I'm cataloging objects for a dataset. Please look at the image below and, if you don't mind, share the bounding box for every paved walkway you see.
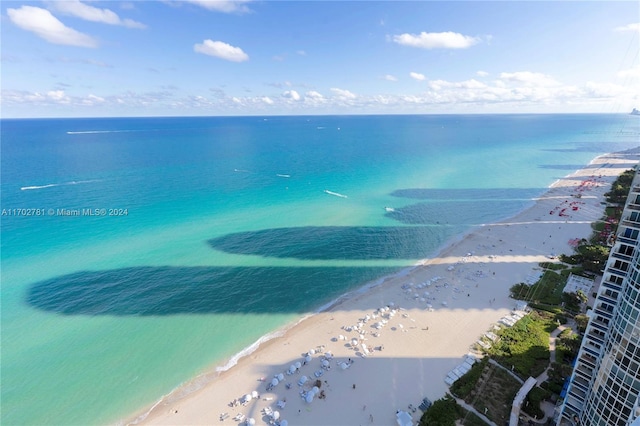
[455,396,498,426]
[535,324,567,386]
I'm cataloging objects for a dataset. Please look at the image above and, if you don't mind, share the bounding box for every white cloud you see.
[476,70,489,77]
[296,50,307,56]
[49,0,146,29]
[417,74,635,108]
[384,74,398,81]
[305,90,324,99]
[499,71,560,87]
[614,23,640,33]
[7,6,98,48]
[330,88,357,100]
[194,40,249,62]
[584,82,625,98]
[410,72,426,81]
[184,0,252,13]
[46,90,69,102]
[304,90,326,106]
[282,90,301,101]
[392,31,481,49]
[262,97,274,105]
[83,94,105,105]
[428,79,486,91]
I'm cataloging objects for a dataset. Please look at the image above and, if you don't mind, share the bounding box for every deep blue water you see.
[1,114,639,425]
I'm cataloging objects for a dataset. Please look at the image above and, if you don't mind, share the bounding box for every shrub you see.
[450,358,488,399]
[419,395,462,426]
[522,386,551,419]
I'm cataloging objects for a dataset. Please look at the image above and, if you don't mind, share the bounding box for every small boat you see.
[384,207,395,212]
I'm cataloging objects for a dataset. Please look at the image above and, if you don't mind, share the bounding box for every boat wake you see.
[66,130,136,134]
[21,180,100,191]
[276,174,291,178]
[323,189,348,198]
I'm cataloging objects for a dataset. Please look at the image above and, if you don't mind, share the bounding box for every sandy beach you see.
[132,150,639,426]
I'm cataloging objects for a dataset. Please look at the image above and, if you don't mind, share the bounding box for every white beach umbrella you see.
[247,418,255,426]
[340,362,348,370]
[277,373,284,381]
[351,338,358,346]
[289,365,296,374]
[273,411,280,420]
[305,355,312,363]
[322,359,329,368]
[251,390,258,399]
[305,392,314,403]
[271,378,279,387]
[243,393,252,402]
[312,386,320,394]
[309,348,316,355]
[298,375,308,385]
[295,361,302,369]
[280,420,288,426]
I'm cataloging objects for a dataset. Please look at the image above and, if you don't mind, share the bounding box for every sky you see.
[1,0,639,117]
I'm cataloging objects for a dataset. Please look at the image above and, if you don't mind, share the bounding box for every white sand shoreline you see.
[127,150,639,426]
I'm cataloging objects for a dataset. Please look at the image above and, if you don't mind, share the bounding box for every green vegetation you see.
[539,262,568,271]
[522,386,552,419]
[450,358,488,398]
[556,329,581,364]
[418,395,462,426]
[542,361,573,395]
[488,311,554,379]
[509,269,565,305]
[459,361,522,425]
[559,242,610,274]
[574,314,589,332]
[458,411,488,426]
[605,169,635,204]
[418,394,491,426]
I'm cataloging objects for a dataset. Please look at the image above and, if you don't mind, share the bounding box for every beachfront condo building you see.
[558,169,640,426]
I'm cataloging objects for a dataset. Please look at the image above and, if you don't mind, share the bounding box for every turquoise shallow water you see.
[1,114,639,425]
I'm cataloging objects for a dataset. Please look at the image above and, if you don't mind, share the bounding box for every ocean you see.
[1,114,638,425]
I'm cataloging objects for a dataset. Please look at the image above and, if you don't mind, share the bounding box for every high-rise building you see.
[559,169,640,426]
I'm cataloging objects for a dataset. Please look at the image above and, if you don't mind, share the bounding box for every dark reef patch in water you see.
[208,226,442,260]
[26,266,396,316]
